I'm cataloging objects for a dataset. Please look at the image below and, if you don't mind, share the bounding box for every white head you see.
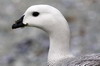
[12,5,72,65]
[12,5,68,34]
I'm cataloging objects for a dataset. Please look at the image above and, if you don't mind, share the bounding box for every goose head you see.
[12,5,67,33]
[12,5,73,64]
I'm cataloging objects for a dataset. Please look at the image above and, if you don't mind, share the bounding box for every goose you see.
[12,5,100,66]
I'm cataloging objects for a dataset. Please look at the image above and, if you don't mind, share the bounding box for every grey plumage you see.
[53,54,100,66]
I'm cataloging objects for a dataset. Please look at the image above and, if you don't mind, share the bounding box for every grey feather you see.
[52,54,100,66]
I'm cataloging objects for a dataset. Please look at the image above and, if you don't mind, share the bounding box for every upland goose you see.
[12,5,100,66]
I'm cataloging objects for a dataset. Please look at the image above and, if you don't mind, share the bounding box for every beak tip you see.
[12,15,26,29]
[12,24,17,29]
[12,23,27,29]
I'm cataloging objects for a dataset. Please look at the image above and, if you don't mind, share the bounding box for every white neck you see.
[47,17,73,65]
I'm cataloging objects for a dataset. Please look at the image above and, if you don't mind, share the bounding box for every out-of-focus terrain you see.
[0,0,100,66]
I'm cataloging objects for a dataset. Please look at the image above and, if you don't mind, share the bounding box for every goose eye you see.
[32,12,39,17]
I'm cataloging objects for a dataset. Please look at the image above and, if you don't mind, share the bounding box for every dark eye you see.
[32,12,39,17]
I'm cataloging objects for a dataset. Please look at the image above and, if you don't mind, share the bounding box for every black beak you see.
[12,15,27,29]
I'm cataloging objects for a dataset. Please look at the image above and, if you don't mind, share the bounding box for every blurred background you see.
[0,0,100,66]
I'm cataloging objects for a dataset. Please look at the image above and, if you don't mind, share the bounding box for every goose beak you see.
[12,15,27,29]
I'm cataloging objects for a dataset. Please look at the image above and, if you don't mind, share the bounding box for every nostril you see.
[15,20,21,24]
